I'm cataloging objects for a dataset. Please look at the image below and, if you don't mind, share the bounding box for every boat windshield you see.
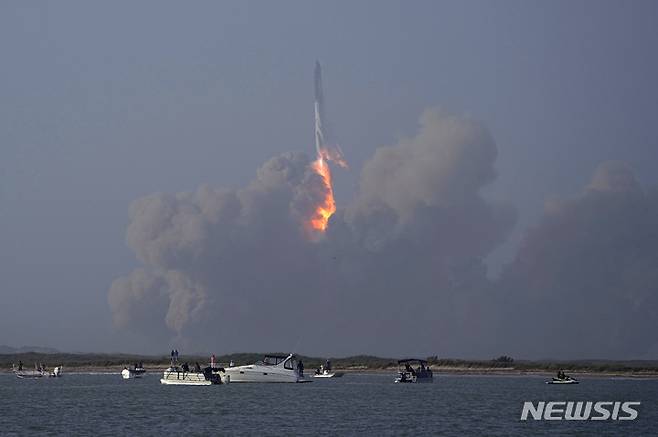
[261,355,288,366]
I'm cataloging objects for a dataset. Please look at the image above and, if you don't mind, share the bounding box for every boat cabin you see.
[259,354,297,370]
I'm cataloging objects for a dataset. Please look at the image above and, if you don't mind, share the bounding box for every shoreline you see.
[5,352,658,378]
[3,365,658,378]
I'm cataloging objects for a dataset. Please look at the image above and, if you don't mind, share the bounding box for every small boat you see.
[546,370,579,384]
[546,377,579,384]
[121,363,146,379]
[222,353,308,383]
[13,363,61,379]
[160,365,224,385]
[14,369,46,379]
[394,359,433,383]
[313,360,344,378]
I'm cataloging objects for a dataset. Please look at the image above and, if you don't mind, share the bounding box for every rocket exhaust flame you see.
[309,154,336,232]
[307,61,346,234]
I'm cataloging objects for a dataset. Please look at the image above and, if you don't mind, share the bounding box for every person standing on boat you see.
[297,359,304,377]
[18,360,23,371]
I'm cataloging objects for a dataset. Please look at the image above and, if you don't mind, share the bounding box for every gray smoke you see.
[498,161,658,358]
[323,109,516,356]
[109,109,658,358]
[108,109,515,356]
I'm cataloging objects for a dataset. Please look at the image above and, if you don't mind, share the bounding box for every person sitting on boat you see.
[182,362,190,372]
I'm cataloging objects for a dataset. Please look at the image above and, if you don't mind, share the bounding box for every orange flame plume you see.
[309,154,335,231]
[308,147,346,233]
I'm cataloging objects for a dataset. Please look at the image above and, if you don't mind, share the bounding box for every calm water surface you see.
[0,373,656,436]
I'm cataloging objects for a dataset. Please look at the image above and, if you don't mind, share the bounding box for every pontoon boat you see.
[394,359,433,383]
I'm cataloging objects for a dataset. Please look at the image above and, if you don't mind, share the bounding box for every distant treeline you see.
[2,352,658,374]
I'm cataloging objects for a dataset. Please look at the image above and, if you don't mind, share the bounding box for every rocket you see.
[314,61,325,156]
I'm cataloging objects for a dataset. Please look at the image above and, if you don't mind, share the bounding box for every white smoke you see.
[108,109,515,356]
[108,109,658,358]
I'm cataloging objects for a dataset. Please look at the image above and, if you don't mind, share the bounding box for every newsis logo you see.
[521,401,640,421]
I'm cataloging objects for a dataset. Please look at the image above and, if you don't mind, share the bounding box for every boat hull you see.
[15,371,46,379]
[394,373,433,383]
[160,369,221,385]
[223,366,302,383]
[160,377,213,386]
[313,371,344,378]
[122,368,146,379]
[546,379,579,384]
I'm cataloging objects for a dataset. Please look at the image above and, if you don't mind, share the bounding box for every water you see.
[1,373,656,436]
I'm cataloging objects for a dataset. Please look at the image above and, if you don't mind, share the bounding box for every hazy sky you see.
[2,1,658,358]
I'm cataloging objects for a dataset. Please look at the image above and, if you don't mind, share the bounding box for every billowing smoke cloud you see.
[498,161,658,358]
[109,108,658,359]
[109,109,515,356]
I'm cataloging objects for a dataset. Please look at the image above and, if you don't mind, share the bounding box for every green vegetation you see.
[2,352,658,374]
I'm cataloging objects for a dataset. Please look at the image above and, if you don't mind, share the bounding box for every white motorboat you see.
[160,366,224,385]
[222,353,308,383]
[394,359,433,383]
